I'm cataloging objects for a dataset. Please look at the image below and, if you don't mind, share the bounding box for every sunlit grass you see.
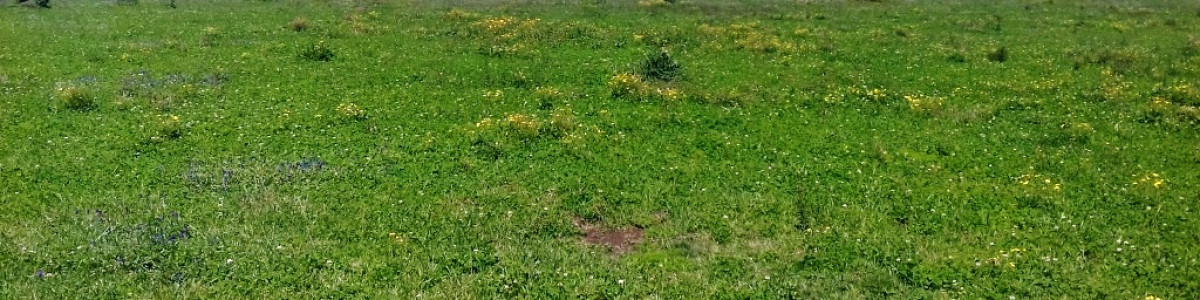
[1,0,1198,298]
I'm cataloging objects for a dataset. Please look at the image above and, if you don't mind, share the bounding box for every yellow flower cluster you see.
[1101,80,1131,101]
[982,248,1027,268]
[386,232,407,244]
[1133,173,1166,189]
[150,114,184,142]
[473,113,541,138]
[802,226,833,235]
[1147,83,1200,122]
[607,73,684,101]
[344,11,386,35]
[469,109,598,151]
[336,102,365,119]
[699,22,797,54]
[608,73,649,98]
[1016,173,1062,192]
[478,17,515,31]
[534,86,563,100]
[655,87,683,101]
[1161,83,1198,103]
[865,88,888,101]
[483,89,504,100]
[475,17,539,35]
[505,113,541,137]
[904,94,945,114]
[1150,97,1172,110]
[822,86,891,104]
[470,16,541,56]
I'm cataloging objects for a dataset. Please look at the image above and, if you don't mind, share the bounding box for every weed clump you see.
[987,46,1008,62]
[904,94,946,115]
[300,41,334,62]
[467,16,541,56]
[534,86,565,109]
[200,26,220,47]
[443,8,479,21]
[608,73,650,98]
[533,86,563,101]
[637,0,670,8]
[503,113,541,138]
[1152,83,1200,106]
[342,10,384,35]
[17,0,50,8]
[56,86,96,111]
[947,52,967,63]
[699,22,796,54]
[288,17,309,32]
[1182,37,1199,57]
[150,114,184,142]
[467,108,597,158]
[638,48,681,82]
[1084,49,1139,74]
[336,102,366,120]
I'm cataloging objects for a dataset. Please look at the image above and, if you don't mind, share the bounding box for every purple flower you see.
[35,269,44,279]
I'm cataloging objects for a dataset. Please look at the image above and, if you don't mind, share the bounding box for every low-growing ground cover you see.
[1,0,1198,298]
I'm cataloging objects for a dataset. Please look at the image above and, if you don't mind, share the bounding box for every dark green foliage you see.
[18,0,50,8]
[638,48,681,82]
[299,41,334,61]
[987,46,1008,62]
[947,52,967,63]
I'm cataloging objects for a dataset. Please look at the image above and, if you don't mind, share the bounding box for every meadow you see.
[1,0,1199,298]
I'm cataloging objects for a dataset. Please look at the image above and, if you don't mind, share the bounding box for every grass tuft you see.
[638,48,682,82]
[55,85,96,111]
[288,17,310,32]
[299,40,334,61]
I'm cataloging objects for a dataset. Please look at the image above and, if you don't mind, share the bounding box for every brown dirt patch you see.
[573,218,644,254]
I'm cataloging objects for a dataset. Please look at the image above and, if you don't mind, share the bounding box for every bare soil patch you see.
[573,218,643,254]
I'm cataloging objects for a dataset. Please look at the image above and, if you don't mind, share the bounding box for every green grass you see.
[2,0,1199,298]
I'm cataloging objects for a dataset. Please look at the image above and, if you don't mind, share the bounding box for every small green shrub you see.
[638,48,681,82]
[300,41,334,61]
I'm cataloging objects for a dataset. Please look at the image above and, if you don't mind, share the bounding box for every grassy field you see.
[2,0,1199,298]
